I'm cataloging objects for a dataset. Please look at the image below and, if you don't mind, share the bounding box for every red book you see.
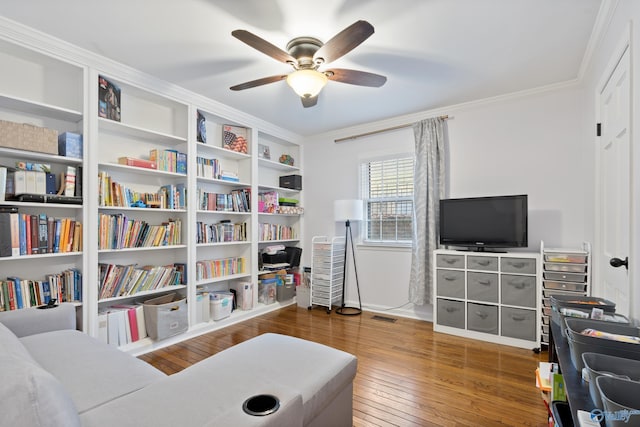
[117,157,157,170]
[127,308,139,342]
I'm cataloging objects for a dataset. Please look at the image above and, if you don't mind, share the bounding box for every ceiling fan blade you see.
[232,29,297,64]
[326,68,387,87]
[301,96,318,108]
[230,75,288,91]
[313,20,374,65]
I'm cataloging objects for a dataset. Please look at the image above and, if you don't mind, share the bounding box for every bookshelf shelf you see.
[196,142,251,161]
[258,184,300,194]
[98,284,187,304]
[259,239,300,244]
[0,93,83,122]
[97,206,187,213]
[196,176,251,187]
[258,158,300,172]
[0,251,82,262]
[98,117,187,145]
[258,212,302,217]
[196,241,249,248]
[0,201,83,209]
[99,162,187,178]
[195,273,252,286]
[196,210,251,216]
[0,146,83,164]
[98,245,187,254]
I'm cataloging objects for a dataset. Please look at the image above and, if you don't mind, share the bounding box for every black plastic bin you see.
[551,401,574,427]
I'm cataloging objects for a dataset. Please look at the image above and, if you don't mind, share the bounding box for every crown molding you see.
[578,0,620,81]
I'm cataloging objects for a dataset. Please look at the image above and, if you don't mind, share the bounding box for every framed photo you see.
[258,144,271,160]
[98,75,121,122]
[222,125,248,154]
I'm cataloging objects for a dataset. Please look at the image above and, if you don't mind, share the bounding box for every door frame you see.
[593,23,635,317]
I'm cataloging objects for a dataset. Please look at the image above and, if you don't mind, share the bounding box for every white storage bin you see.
[210,294,233,321]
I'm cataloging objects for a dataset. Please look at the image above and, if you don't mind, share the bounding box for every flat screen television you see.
[439,194,528,251]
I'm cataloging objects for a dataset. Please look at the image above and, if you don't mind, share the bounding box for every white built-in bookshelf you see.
[0,20,304,354]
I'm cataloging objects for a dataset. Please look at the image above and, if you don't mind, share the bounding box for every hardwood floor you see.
[139,305,549,426]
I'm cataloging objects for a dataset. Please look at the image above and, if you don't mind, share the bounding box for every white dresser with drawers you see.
[433,249,541,349]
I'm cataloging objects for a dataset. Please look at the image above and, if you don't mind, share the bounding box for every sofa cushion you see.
[20,329,166,414]
[0,322,80,427]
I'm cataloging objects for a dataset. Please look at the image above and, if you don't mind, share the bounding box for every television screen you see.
[439,195,528,250]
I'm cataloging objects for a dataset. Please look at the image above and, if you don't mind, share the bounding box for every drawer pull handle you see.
[444,258,458,264]
[511,315,526,322]
[478,280,492,286]
[444,275,458,281]
[476,311,489,319]
[508,262,526,269]
[476,260,491,266]
[445,307,458,313]
[507,281,526,290]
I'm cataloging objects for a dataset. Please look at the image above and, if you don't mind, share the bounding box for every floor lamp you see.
[334,199,363,316]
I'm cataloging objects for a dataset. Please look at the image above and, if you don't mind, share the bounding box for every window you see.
[360,156,414,245]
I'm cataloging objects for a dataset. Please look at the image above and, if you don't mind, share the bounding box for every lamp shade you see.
[334,199,364,222]
[286,69,328,98]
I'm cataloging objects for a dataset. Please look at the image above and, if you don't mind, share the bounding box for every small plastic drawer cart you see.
[310,236,345,313]
[540,241,591,347]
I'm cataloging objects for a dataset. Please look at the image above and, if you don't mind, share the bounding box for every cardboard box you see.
[58,132,83,159]
[143,293,188,340]
[0,120,58,155]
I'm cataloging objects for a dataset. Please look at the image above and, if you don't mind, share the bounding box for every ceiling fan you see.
[230,20,387,108]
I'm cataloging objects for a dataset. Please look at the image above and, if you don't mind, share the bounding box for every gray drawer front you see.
[468,256,498,271]
[436,299,465,329]
[436,270,465,298]
[501,274,536,308]
[436,254,465,269]
[501,257,537,274]
[501,307,536,341]
[467,272,498,303]
[467,303,498,335]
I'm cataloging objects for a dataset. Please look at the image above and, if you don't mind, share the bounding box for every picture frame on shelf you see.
[258,144,271,160]
[98,75,121,122]
[222,125,248,154]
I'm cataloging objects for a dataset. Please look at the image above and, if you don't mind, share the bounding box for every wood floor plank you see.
[139,305,549,426]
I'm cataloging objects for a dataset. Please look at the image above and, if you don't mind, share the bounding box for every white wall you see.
[303,84,589,321]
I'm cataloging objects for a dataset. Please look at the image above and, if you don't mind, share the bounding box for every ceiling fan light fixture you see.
[286,69,328,98]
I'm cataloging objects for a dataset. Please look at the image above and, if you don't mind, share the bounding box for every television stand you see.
[433,249,540,349]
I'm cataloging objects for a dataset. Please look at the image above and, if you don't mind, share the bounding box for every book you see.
[38,213,48,254]
[98,75,121,122]
[117,157,157,169]
[97,312,109,344]
[64,166,76,197]
[0,166,6,201]
[10,210,20,256]
[551,372,566,402]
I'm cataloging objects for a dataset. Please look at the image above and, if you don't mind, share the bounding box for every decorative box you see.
[58,132,83,159]
[279,174,302,190]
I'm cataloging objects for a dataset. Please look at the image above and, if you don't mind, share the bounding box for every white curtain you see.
[409,117,446,305]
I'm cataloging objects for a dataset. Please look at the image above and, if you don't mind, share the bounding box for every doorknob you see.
[610,257,629,270]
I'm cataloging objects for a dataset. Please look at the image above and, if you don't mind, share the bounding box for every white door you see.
[597,46,631,316]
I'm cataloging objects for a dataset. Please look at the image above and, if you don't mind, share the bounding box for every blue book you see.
[53,219,61,253]
[42,281,51,304]
[19,214,27,255]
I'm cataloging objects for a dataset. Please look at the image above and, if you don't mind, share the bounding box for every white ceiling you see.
[0,0,602,136]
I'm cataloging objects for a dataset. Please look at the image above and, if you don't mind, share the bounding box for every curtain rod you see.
[334,115,449,143]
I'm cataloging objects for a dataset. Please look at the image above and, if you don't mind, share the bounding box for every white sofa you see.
[0,303,357,427]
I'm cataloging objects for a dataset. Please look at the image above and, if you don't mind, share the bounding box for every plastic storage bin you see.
[550,294,616,313]
[210,295,233,321]
[565,318,640,371]
[259,279,277,305]
[552,306,629,337]
[596,376,640,427]
[143,293,188,340]
[582,352,640,409]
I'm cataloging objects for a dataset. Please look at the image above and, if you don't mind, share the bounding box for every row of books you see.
[98,304,147,347]
[196,221,247,244]
[196,257,246,280]
[98,263,184,300]
[98,214,182,249]
[0,207,82,257]
[0,269,82,311]
[197,187,250,212]
[150,148,187,174]
[259,223,296,241]
[98,171,186,209]
[2,164,81,199]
